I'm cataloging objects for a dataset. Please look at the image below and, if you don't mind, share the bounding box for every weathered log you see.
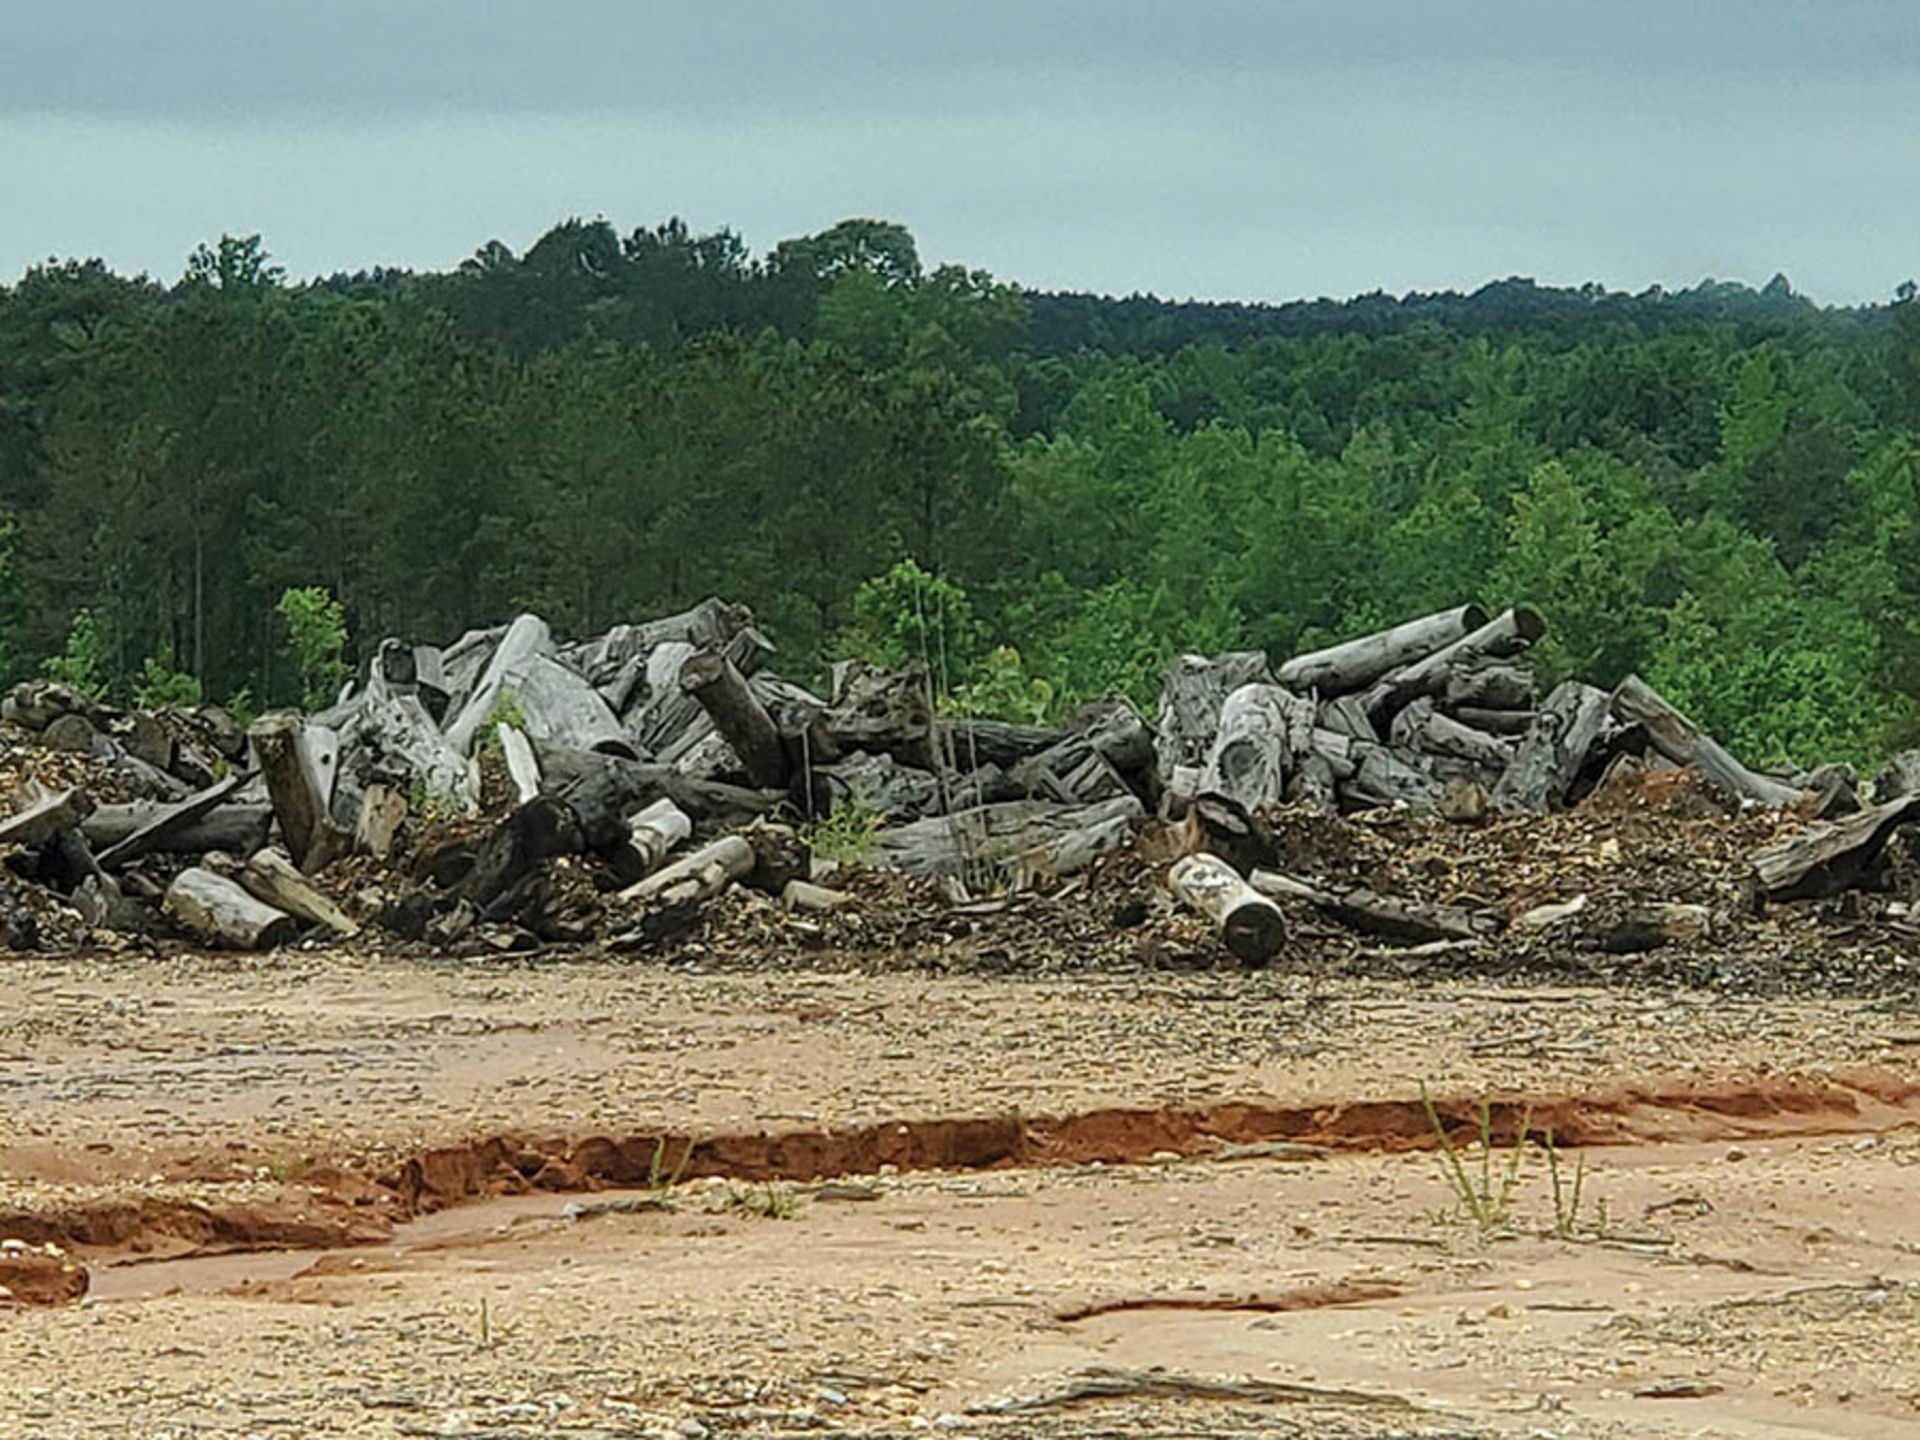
[1198,683,1316,810]
[1169,853,1286,965]
[940,717,1066,771]
[1250,870,1496,944]
[454,795,581,913]
[163,867,299,950]
[496,724,542,805]
[1492,681,1611,815]
[1749,793,1920,901]
[1275,604,1488,696]
[1611,675,1803,808]
[250,716,351,873]
[870,796,1143,881]
[1364,608,1546,720]
[1011,733,1134,806]
[1442,660,1534,711]
[944,762,1020,813]
[352,690,478,814]
[1069,697,1155,775]
[95,775,241,868]
[82,800,269,857]
[803,751,941,822]
[1316,693,1380,743]
[0,789,95,850]
[1391,701,1514,771]
[240,848,359,937]
[824,661,936,767]
[559,597,760,687]
[438,621,510,713]
[743,821,810,895]
[606,797,692,886]
[1452,706,1537,736]
[1873,751,1920,802]
[1341,743,1442,812]
[1155,652,1275,778]
[443,613,555,756]
[2,679,103,732]
[680,648,789,788]
[618,834,754,904]
[782,879,851,913]
[536,747,784,831]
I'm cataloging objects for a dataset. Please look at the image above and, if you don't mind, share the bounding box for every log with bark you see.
[250,715,352,873]
[82,800,270,858]
[1198,683,1316,810]
[1249,870,1496,944]
[1155,652,1275,778]
[240,848,359,937]
[1168,852,1287,965]
[871,796,1144,881]
[1362,608,1546,720]
[1611,675,1804,809]
[679,648,789,788]
[0,788,95,850]
[618,834,755,905]
[1275,604,1488,696]
[1749,793,1920,901]
[164,867,299,950]
[95,775,240,868]
[1492,681,1611,815]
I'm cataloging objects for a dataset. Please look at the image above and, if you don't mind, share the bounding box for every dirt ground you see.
[2,948,1919,1438]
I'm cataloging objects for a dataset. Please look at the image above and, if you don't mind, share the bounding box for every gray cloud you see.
[3,2,1917,302]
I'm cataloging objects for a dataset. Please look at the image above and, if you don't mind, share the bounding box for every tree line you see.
[1,216,1917,768]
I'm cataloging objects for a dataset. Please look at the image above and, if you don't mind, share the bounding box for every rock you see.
[0,1246,89,1306]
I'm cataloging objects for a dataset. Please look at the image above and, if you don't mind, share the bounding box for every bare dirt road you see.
[3,949,1918,1438]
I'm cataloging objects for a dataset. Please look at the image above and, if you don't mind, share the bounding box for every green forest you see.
[2,216,1918,769]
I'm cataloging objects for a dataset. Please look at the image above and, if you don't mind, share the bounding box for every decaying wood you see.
[240,848,359,937]
[782,878,851,912]
[537,747,784,831]
[251,715,352,872]
[0,788,95,850]
[805,751,941,822]
[1364,607,1545,720]
[1275,604,1488,696]
[1342,742,1442,812]
[1873,750,1920,801]
[1400,704,1514,771]
[823,661,936,767]
[1069,696,1154,775]
[454,795,581,913]
[352,690,478,815]
[607,797,692,886]
[969,1363,1415,1415]
[1442,659,1534,711]
[1011,733,1134,806]
[1198,683,1315,810]
[1250,869,1496,944]
[82,801,268,858]
[1492,681,1611,815]
[1169,852,1286,965]
[618,834,755,904]
[1611,674,1804,808]
[443,613,554,756]
[163,866,299,950]
[1749,793,1920,901]
[743,820,810,895]
[1453,705,1537,736]
[1155,651,1275,778]
[680,648,790,788]
[1317,693,1380,743]
[871,796,1144,881]
[496,723,541,805]
[939,717,1063,771]
[95,775,240,868]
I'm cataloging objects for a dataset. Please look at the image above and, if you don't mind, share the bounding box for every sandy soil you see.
[2,949,1918,1437]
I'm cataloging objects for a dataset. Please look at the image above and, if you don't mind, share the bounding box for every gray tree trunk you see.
[1275,604,1487,695]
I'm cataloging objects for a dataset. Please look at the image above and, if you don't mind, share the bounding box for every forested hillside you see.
[2,216,1918,767]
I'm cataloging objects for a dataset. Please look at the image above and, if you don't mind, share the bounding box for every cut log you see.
[1011,733,1134,806]
[871,796,1143,881]
[1873,750,1920,802]
[1316,693,1380,743]
[354,784,406,860]
[163,867,299,950]
[351,690,479,815]
[82,800,268,857]
[442,613,555,756]
[1341,743,1442,812]
[1155,652,1275,778]
[606,797,692,886]
[782,879,851,913]
[1198,683,1316,811]
[536,747,784,831]
[0,788,95,850]
[1452,706,1537,736]
[1610,675,1804,808]
[1749,793,1920,901]
[940,717,1066,771]
[823,661,936,767]
[679,648,789,788]
[1442,660,1534,711]
[95,775,241,868]
[1069,697,1155,775]
[1250,870,1496,944]
[1492,681,1611,815]
[1364,608,1546,720]
[1391,701,1514,771]
[618,834,754,904]
[250,716,352,873]
[804,751,941,822]
[1169,852,1286,965]
[496,724,542,805]
[240,848,359,937]
[1275,604,1488,696]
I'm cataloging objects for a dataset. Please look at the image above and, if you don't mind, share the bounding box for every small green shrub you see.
[43,608,108,698]
[133,654,202,708]
[276,586,349,709]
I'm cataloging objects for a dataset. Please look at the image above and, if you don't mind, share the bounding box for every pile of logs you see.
[0,594,1905,960]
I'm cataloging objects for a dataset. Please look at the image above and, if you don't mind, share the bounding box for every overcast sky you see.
[4,2,1917,304]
